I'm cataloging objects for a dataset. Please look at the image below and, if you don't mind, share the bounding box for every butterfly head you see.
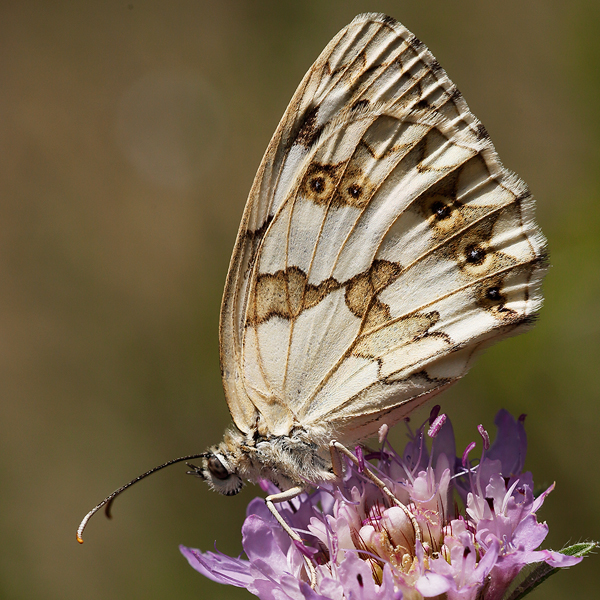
[195,446,244,496]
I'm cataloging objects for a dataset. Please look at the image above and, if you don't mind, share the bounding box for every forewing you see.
[220,13,546,440]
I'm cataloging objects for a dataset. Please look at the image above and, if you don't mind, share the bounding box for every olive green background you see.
[1,1,598,599]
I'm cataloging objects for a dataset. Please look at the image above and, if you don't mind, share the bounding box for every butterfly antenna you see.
[76,453,209,544]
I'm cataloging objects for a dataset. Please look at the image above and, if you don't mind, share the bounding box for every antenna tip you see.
[76,534,84,544]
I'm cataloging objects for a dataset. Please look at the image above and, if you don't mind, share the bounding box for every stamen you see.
[477,424,490,450]
[428,413,447,438]
[428,404,441,424]
[502,479,520,514]
[355,446,365,473]
[293,539,315,559]
[462,441,476,468]
[410,431,426,476]
[378,423,389,444]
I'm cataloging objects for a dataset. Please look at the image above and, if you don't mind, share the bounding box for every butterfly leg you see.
[329,440,421,543]
[265,487,317,588]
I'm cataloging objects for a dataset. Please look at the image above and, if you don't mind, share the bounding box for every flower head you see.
[181,410,584,600]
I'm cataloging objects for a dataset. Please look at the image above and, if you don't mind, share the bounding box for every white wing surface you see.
[219,13,546,443]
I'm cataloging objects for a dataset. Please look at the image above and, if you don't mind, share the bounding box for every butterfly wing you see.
[220,13,546,442]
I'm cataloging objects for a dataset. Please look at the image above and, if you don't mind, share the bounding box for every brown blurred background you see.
[0,1,598,599]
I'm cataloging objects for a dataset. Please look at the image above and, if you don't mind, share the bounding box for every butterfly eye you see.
[310,177,325,193]
[430,200,451,220]
[201,452,243,496]
[465,244,486,265]
[207,455,230,480]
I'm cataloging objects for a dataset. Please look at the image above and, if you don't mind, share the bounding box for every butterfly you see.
[77,13,546,563]
[201,11,546,494]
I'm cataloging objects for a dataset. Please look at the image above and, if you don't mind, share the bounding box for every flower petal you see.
[487,410,527,477]
[179,545,253,587]
[416,571,451,597]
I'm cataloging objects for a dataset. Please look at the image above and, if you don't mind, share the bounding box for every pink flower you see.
[181,410,587,599]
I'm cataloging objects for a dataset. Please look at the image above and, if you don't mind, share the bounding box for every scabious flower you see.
[181,409,587,600]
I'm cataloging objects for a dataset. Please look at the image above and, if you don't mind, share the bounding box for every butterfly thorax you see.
[199,425,337,496]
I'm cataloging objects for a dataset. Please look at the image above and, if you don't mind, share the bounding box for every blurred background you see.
[1,1,598,599]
